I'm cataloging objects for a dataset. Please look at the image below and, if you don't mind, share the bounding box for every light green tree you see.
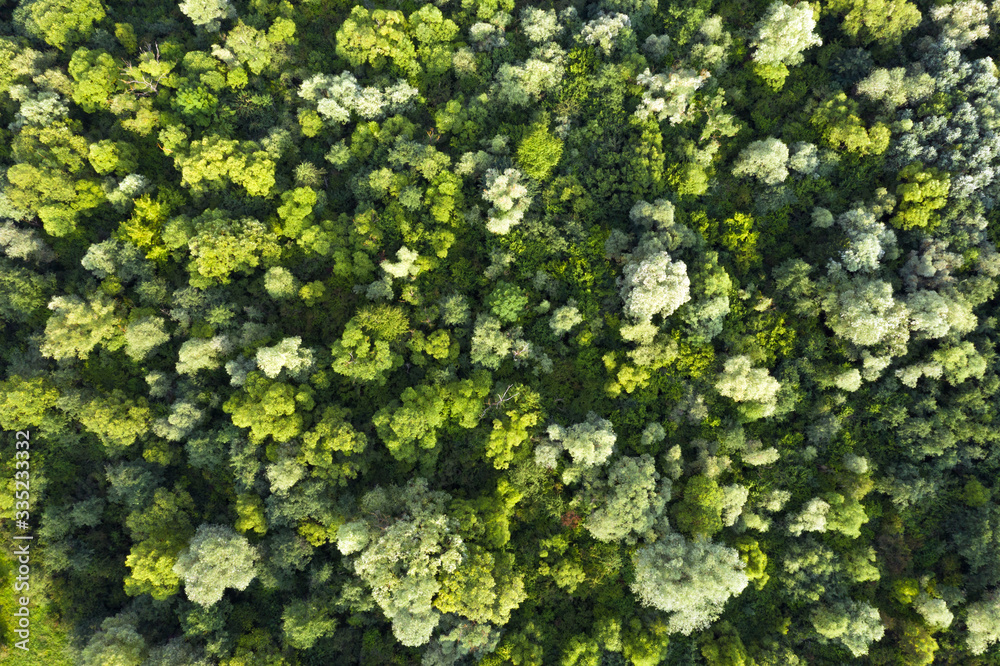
[584,454,669,543]
[810,600,885,657]
[40,293,119,361]
[14,0,106,50]
[124,316,169,361]
[173,523,260,607]
[336,479,465,647]
[179,0,236,32]
[631,532,749,635]
[731,138,789,185]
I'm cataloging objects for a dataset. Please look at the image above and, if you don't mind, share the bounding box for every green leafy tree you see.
[890,162,950,231]
[810,600,885,657]
[672,474,725,539]
[223,372,315,443]
[187,211,280,286]
[0,375,59,429]
[336,7,419,76]
[517,122,564,181]
[80,612,147,666]
[282,598,338,650]
[331,307,408,385]
[14,0,106,50]
[487,281,529,323]
[827,0,921,46]
[69,48,118,113]
[434,546,526,625]
[409,5,459,77]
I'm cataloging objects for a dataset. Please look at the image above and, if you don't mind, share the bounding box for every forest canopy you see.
[2,0,1000,664]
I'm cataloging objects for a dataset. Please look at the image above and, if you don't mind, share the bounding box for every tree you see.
[620,242,691,323]
[255,337,313,379]
[482,168,532,234]
[433,546,526,625]
[186,212,280,286]
[715,355,781,419]
[521,7,561,43]
[69,48,118,113]
[40,293,119,360]
[124,539,183,600]
[585,454,669,543]
[966,590,1000,655]
[124,316,169,361]
[373,384,448,463]
[223,372,314,443]
[14,0,106,50]
[931,0,989,49]
[890,162,950,231]
[487,281,529,322]
[635,68,711,125]
[179,0,236,32]
[828,0,921,46]
[470,315,513,370]
[731,138,789,185]
[550,302,584,337]
[672,475,725,539]
[173,524,260,607]
[336,479,465,647]
[544,412,617,469]
[410,5,459,77]
[493,45,566,106]
[80,611,147,666]
[810,600,885,657]
[631,532,749,635]
[811,92,890,156]
[517,121,563,181]
[580,13,634,57]
[0,375,59,430]
[752,2,821,67]
[331,310,407,385]
[282,598,337,650]
[819,273,910,351]
[75,390,151,456]
[335,6,419,76]
[298,405,368,486]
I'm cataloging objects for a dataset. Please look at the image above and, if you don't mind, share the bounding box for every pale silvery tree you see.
[335,479,465,647]
[298,72,418,125]
[173,524,259,606]
[520,6,561,43]
[631,531,749,635]
[731,138,790,185]
[579,12,633,57]
[966,590,1000,655]
[178,0,236,32]
[931,0,990,49]
[751,2,822,67]
[255,337,314,379]
[635,68,710,125]
[619,234,691,323]
[481,168,532,234]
